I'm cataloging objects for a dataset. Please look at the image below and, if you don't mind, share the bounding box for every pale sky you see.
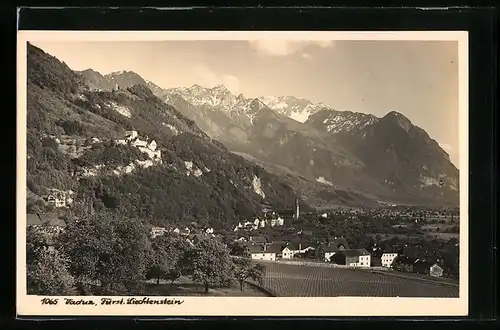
[30,40,459,166]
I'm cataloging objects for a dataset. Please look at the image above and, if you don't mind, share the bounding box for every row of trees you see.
[26,211,265,296]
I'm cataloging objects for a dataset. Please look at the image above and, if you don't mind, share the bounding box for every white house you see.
[125,130,138,140]
[245,243,282,261]
[430,263,444,277]
[281,242,313,260]
[334,249,371,268]
[148,140,157,151]
[45,188,74,208]
[381,253,398,268]
[151,226,167,238]
[358,253,371,268]
[117,131,162,162]
[281,246,294,259]
[323,246,340,262]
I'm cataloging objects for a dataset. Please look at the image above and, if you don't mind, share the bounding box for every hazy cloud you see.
[301,53,313,60]
[248,40,335,56]
[190,64,241,94]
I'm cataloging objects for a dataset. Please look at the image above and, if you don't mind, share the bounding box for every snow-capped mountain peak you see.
[106,70,129,77]
[309,109,379,134]
[166,84,239,109]
[159,83,334,123]
[256,96,328,123]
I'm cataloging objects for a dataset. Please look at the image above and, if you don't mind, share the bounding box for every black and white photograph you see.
[17,31,468,316]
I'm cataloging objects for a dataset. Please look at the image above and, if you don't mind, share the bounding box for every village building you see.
[332,249,371,267]
[281,241,314,260]
[180,227,190,236]
[244,242,283,261]
[381,252,399,268]
[315,237,350,261]
[44,188,74,208]
[261,202,273,215]
[430,263,444,277]
[186,233,212,245]
[248,236,266,244]
[116,130,162,162]
[393,256,418,272]
[413,259,434,275]
[150,226,167,238]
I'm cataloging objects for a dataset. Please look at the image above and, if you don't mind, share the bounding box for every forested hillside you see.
[26,42,301,227]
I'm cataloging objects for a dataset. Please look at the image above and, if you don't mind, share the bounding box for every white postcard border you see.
[16,30,469,317]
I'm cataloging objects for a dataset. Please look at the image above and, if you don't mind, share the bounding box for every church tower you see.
[294,197,300,220]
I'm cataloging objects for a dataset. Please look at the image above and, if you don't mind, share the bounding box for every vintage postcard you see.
[17,30,468,317]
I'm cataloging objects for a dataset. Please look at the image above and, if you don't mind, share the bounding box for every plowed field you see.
[253,262,459,297]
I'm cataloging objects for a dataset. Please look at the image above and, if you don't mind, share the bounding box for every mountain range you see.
[78,68,459,207]
[25,42,458,230]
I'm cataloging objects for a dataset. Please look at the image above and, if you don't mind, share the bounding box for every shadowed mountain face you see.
[307,110,459,204]
[26,42,320,228]
[75,61,459,208]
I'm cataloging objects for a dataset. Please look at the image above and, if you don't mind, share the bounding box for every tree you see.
[147,234,191,285]
[189,238,234,294]
[228,242,245,256]
[26,228,76,295]
[59,211,152,295]
[232,258,266,291]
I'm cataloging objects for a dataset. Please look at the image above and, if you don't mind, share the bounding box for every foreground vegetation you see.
[26,210,265,296]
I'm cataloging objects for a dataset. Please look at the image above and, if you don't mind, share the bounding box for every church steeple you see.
[294,197,300,220]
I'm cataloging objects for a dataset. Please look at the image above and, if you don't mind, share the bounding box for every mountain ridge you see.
[76,68,459,207]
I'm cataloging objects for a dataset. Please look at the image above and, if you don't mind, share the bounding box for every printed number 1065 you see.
[41,298,58,305]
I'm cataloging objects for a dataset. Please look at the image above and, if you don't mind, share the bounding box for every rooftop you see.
[338,249,371,258]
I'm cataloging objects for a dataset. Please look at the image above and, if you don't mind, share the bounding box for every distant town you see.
[146,201,459,279]
[30,197,459,282]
